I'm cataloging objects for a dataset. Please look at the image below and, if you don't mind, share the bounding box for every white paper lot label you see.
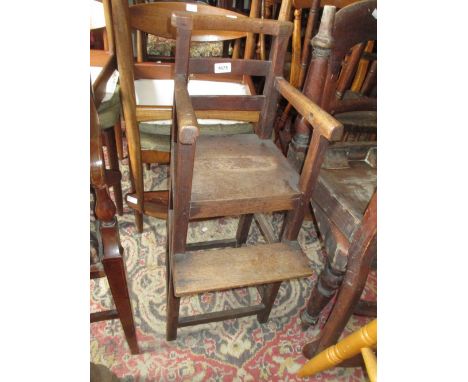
[186,4,197,12]
[214,62,231,73]
[127,195,138,204]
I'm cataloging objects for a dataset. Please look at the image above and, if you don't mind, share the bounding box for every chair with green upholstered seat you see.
[111,0,262,232]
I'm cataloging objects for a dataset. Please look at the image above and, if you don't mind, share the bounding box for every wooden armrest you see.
[91,52,117,107]
[171,11,292,36]
[174,75,199,145]
[275,77,343,141]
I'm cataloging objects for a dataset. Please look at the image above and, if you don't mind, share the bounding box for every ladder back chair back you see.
[165,11,344,340]
[111,0,260,231]
[90,86,139,355]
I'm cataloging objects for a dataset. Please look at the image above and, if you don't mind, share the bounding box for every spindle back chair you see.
[274,0,372,151]
[288,1,377,160]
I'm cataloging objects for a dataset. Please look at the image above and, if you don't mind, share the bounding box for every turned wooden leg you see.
[114,118,124,160]
[301,260,345,330]
[303,194,377,359]
[102,128,123,216]
[102,251,139,354]
[257,282,281,323]
[236,214,254,247]
[166,273,181,341]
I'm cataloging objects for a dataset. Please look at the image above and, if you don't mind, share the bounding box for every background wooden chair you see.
[165,11,344,340]
[287,0,377,160]
[275,0,376,152]
[111,0,264,232]
[90,86,139,355]
[299,318,377,381]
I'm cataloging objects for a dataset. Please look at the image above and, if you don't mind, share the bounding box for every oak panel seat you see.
[189,134,302,219]
[173,242,313,297]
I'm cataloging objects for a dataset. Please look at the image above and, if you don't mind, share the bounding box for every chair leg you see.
[102,256,139,354]
[301,260,345,330]
[236,214,253,247]
[114,118,124,160]
[166,273,181,341]
[134,210,143,233]
[126,157,144,232]
[257,282,281,323]
[102,128,123,216]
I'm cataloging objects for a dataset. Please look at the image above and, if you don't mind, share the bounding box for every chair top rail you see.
[171,11,293,37]
[129,2,249,41]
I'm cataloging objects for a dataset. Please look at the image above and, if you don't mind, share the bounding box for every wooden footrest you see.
[173,241,313,297]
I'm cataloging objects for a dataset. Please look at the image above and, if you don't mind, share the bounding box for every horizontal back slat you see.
[136,106,260,122]
[129,2,248,41]
[191,95,265,111]
[171,11,293,36]
[189,58,271,76]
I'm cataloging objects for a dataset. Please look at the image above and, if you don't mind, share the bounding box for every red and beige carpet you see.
[91,157,376,381]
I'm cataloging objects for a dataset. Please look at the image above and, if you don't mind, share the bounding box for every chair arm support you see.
[275,77,343,141]
[174,75,199,145]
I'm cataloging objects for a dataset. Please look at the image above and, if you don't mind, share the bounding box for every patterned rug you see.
[90,149,376,381]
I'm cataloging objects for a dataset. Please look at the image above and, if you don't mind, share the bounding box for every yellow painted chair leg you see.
[298,319,377,378]
[351,40,375,92]
[361,347,377,382]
